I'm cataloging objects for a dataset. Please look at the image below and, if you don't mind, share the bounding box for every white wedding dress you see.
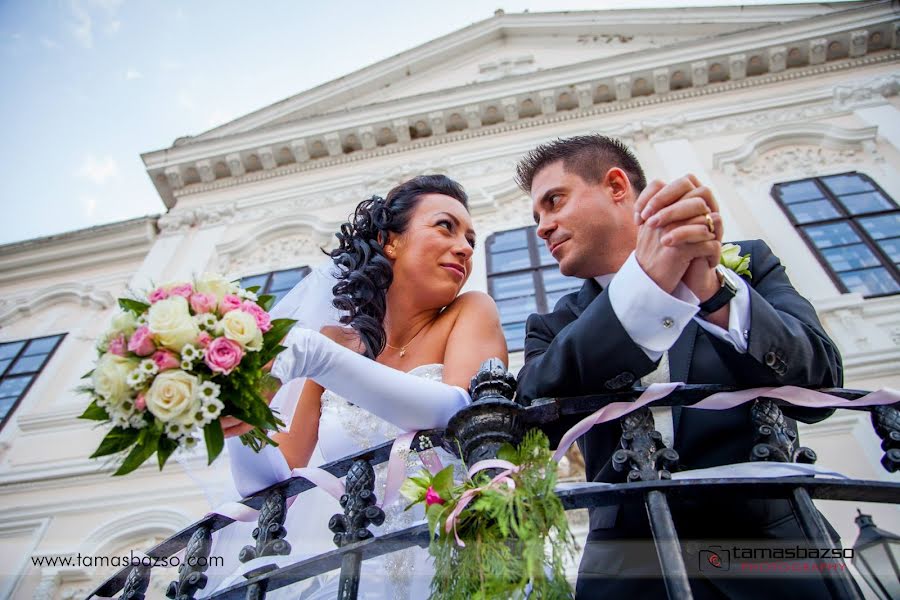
[200,364,456,599]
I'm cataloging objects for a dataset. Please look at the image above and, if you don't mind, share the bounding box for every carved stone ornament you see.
[737,145,875,179]
[217,234,320,275]
[833,73,900,109]
[157,204,236,234]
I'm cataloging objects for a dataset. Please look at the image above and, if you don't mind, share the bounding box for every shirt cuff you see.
[608,252,700,358]
[693,269,751,353]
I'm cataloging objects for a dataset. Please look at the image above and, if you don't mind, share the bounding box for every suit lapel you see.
[669,320,698,437]
[569,278,601,317]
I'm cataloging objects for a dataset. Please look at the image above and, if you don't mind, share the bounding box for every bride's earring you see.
[385,246,395,258]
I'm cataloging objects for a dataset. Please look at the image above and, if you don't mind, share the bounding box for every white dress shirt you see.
[596,251,752,446]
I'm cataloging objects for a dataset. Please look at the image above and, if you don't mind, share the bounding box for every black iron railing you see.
[87,359,900,600]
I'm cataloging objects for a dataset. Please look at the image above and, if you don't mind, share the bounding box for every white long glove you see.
[276,327,471,431]
[226,435,292,498]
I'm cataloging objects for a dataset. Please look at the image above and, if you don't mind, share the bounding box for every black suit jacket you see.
[517,240,842,534]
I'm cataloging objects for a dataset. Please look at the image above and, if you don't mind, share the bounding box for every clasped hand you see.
[633,174,724,302]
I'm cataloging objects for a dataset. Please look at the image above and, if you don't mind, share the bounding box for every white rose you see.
[109,311,138,336]
[145,369,202,425]
[92,354,137,405]
[220,310,263,351]
[195,273,237,303]
[148,296,200,352]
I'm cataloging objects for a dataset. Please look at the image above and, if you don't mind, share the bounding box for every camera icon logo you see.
[699,546,730,572]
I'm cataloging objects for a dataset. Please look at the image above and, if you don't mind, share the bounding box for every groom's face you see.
[531,161,637,278]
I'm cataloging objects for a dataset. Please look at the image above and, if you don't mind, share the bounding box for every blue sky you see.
[0,0,852,245]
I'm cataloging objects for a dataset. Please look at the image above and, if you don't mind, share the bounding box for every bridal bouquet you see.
[401,430,576,599]
[79,274,295,476]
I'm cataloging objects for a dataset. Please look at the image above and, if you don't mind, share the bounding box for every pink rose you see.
[148,287,169,303]
[241,300,272,333]
[425,486,445,507]
[220,294,242,313]
[135,394,146,412]
[107,334,127,356]
[169,283,193,299]
[127,326,156,356]
[152,350,180,372]
[189,292,217,314]
[197,331,213,347]
[204,337,244,375]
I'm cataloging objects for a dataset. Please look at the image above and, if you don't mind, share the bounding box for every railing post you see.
[167,525,212,600]
[117,564,150,600]
[329,459,385,600]
[870,405,900,472]
[613,406,692,600]
[750,398,861,599]
[238,488,293,600]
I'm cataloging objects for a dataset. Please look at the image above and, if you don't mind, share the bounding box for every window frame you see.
[485,226,582,352]
[771,171,900,299]
[0,333,67,433]
[240,265,312,303]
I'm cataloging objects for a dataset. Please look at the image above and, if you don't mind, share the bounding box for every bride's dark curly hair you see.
[329,174,469,358]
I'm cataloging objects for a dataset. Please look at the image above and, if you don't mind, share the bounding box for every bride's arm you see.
[441,291,508,389]
[273,378,323,469]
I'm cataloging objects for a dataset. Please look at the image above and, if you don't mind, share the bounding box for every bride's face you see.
[387,193,476,307]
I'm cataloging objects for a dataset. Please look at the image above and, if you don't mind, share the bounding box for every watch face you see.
[716,264,739,293]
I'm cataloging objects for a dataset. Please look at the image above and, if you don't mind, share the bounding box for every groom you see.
[514,135,847,599]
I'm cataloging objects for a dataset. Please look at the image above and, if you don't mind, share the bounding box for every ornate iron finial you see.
[166,526,211,600]
[749,398,817,463]
[118,565,151,600]
[239,488,292,563]
[870,405,900,472]
[446,358,526,465]
[329,459,386,548]
[611,407,679,482]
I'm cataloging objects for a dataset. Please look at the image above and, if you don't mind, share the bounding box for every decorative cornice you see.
[17,406,86,433]
[142,5,898,206]
[0,283,115,326]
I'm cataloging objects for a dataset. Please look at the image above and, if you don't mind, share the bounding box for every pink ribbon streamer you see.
[444,461,520,547]
[551,383,900,462]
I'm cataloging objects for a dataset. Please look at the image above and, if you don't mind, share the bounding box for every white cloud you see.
[39,36,61,49]
[74,155,118,185]
[125,67,142,80]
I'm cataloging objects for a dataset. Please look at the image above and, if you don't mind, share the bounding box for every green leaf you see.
[244,285,261,294]
[79,399,109,421]
[90,426,139,458]
[118,298,150,315]
[157,436,178,470]
[113,431,159,476]
[263,318,296,347]
[426,502,446,539]
[204,421,225,465]
[431,466,455,498]
[81,369,94,380]
[257,294,275,312]
[496,442,517,463]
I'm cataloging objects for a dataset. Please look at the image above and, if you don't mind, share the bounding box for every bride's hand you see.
[221,416,254,438]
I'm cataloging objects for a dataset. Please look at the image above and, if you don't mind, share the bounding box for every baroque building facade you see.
[1,3,898,598]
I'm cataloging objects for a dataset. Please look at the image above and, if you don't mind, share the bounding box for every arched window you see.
[240,266,311,304]
[0,334,65,431]
[485,226,582,351]
[772,172,899,297]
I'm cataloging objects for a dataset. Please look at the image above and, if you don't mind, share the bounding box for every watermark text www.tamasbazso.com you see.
[31,551,223,569]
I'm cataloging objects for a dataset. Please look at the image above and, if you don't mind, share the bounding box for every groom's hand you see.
[634,178,721,293]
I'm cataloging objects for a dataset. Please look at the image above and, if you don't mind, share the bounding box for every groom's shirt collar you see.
[594,273,615,288]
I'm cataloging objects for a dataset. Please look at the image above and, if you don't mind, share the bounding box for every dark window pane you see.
[269,269,306,293]
[502,322,527,351]
[858,214,900,240]
[874,238,900,264]
[496,296,537,324]
[8,354,49,375]
[23,336,61,356]
[786,200,841,224]
[836,191,894,215]
[240,274,268,291]
[0,397,17,419]
[490,272,536,300]
[821,244,881,272]
[803,223,861,249]
[546,288,578,309]
[0,359,11,376]
[541,268,582,292]
[489,229,529,253]
[777,181,824,204]
[0,341,25,360]
[0,375,33,399]
[820,174,874,196]
[838,268,900,296]
[270,289,291,306]
[488,248,532,273]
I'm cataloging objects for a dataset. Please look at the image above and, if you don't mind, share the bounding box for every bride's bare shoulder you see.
[443,291,500,320]
[319,325,366,354]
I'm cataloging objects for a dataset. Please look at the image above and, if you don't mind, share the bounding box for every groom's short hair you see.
[515,134,647,195]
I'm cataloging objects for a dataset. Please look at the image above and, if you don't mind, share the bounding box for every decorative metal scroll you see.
[612,407,680,482]
[750,398,817,464]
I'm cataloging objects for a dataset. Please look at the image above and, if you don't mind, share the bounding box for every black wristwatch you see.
[698,265,738,317]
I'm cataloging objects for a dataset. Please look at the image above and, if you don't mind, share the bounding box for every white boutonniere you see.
[720,243,751,279]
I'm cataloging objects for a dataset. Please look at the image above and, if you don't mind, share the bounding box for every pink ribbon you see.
[551,383,900,462]
[443,459,520,547]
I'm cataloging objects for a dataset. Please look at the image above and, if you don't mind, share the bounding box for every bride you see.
[203,174,508,598]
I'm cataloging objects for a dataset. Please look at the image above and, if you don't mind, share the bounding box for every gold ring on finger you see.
[705,212,715,234]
